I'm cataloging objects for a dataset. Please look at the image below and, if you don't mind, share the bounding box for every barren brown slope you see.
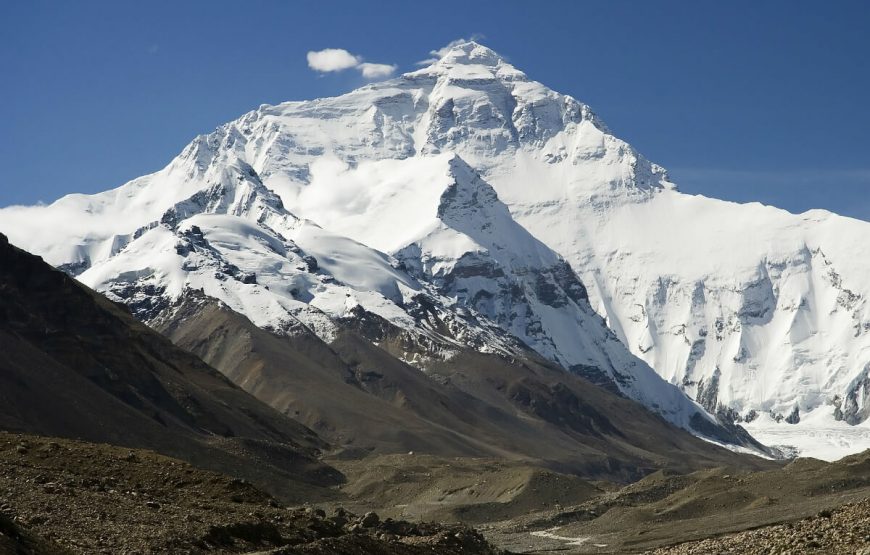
[0,233,341,501]
[650,497,870,555]
[0,432,506,555]
[0,512,71,555]
[157,294,776,483]
[489,451,870,553]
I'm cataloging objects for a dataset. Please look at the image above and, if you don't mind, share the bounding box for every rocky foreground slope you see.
[0,432,505,555]
[651,499,870,555]
[4,429,870,554]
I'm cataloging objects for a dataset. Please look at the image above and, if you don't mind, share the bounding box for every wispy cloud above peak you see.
[358,62,398,79]
[306,48,361,72]
[306,48,396,80]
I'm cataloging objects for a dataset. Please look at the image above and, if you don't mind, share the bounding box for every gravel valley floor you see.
[4,430,870,554]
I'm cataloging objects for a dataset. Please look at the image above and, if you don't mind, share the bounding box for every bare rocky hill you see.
[0,233,341,502]
[157,293,773,482]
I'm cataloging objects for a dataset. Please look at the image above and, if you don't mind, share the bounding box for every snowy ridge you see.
[9,40,862,454]
[297,151,713,427]
[76,154,515,357]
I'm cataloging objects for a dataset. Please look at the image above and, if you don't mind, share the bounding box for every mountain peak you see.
[407,41,526,82]
[437,40,504,66]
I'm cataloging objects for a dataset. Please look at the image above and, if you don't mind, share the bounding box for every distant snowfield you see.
[530,528,591,547]
[744,411,870,462]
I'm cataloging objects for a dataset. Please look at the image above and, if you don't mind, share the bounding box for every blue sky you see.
[1,1,868,218]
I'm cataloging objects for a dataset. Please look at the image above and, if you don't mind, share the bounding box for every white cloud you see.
[416,35,486,65]
[358,62,398,79]
[306,48,361,72]
[305,48,397,80]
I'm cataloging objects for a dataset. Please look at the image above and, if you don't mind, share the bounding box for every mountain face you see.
[5,40,863,457]
[0,232,342,501]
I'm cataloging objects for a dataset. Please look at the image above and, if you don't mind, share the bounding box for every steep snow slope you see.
[74,158,519,364]
[298,151,708,427]
[76,160,409,340]
[5,40,865,456]
[524,191,870,422]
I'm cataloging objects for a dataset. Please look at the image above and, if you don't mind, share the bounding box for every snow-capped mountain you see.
[4,141,720,440]
[6,40,866,457]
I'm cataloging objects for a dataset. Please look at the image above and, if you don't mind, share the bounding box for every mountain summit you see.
[4,42,868,458]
